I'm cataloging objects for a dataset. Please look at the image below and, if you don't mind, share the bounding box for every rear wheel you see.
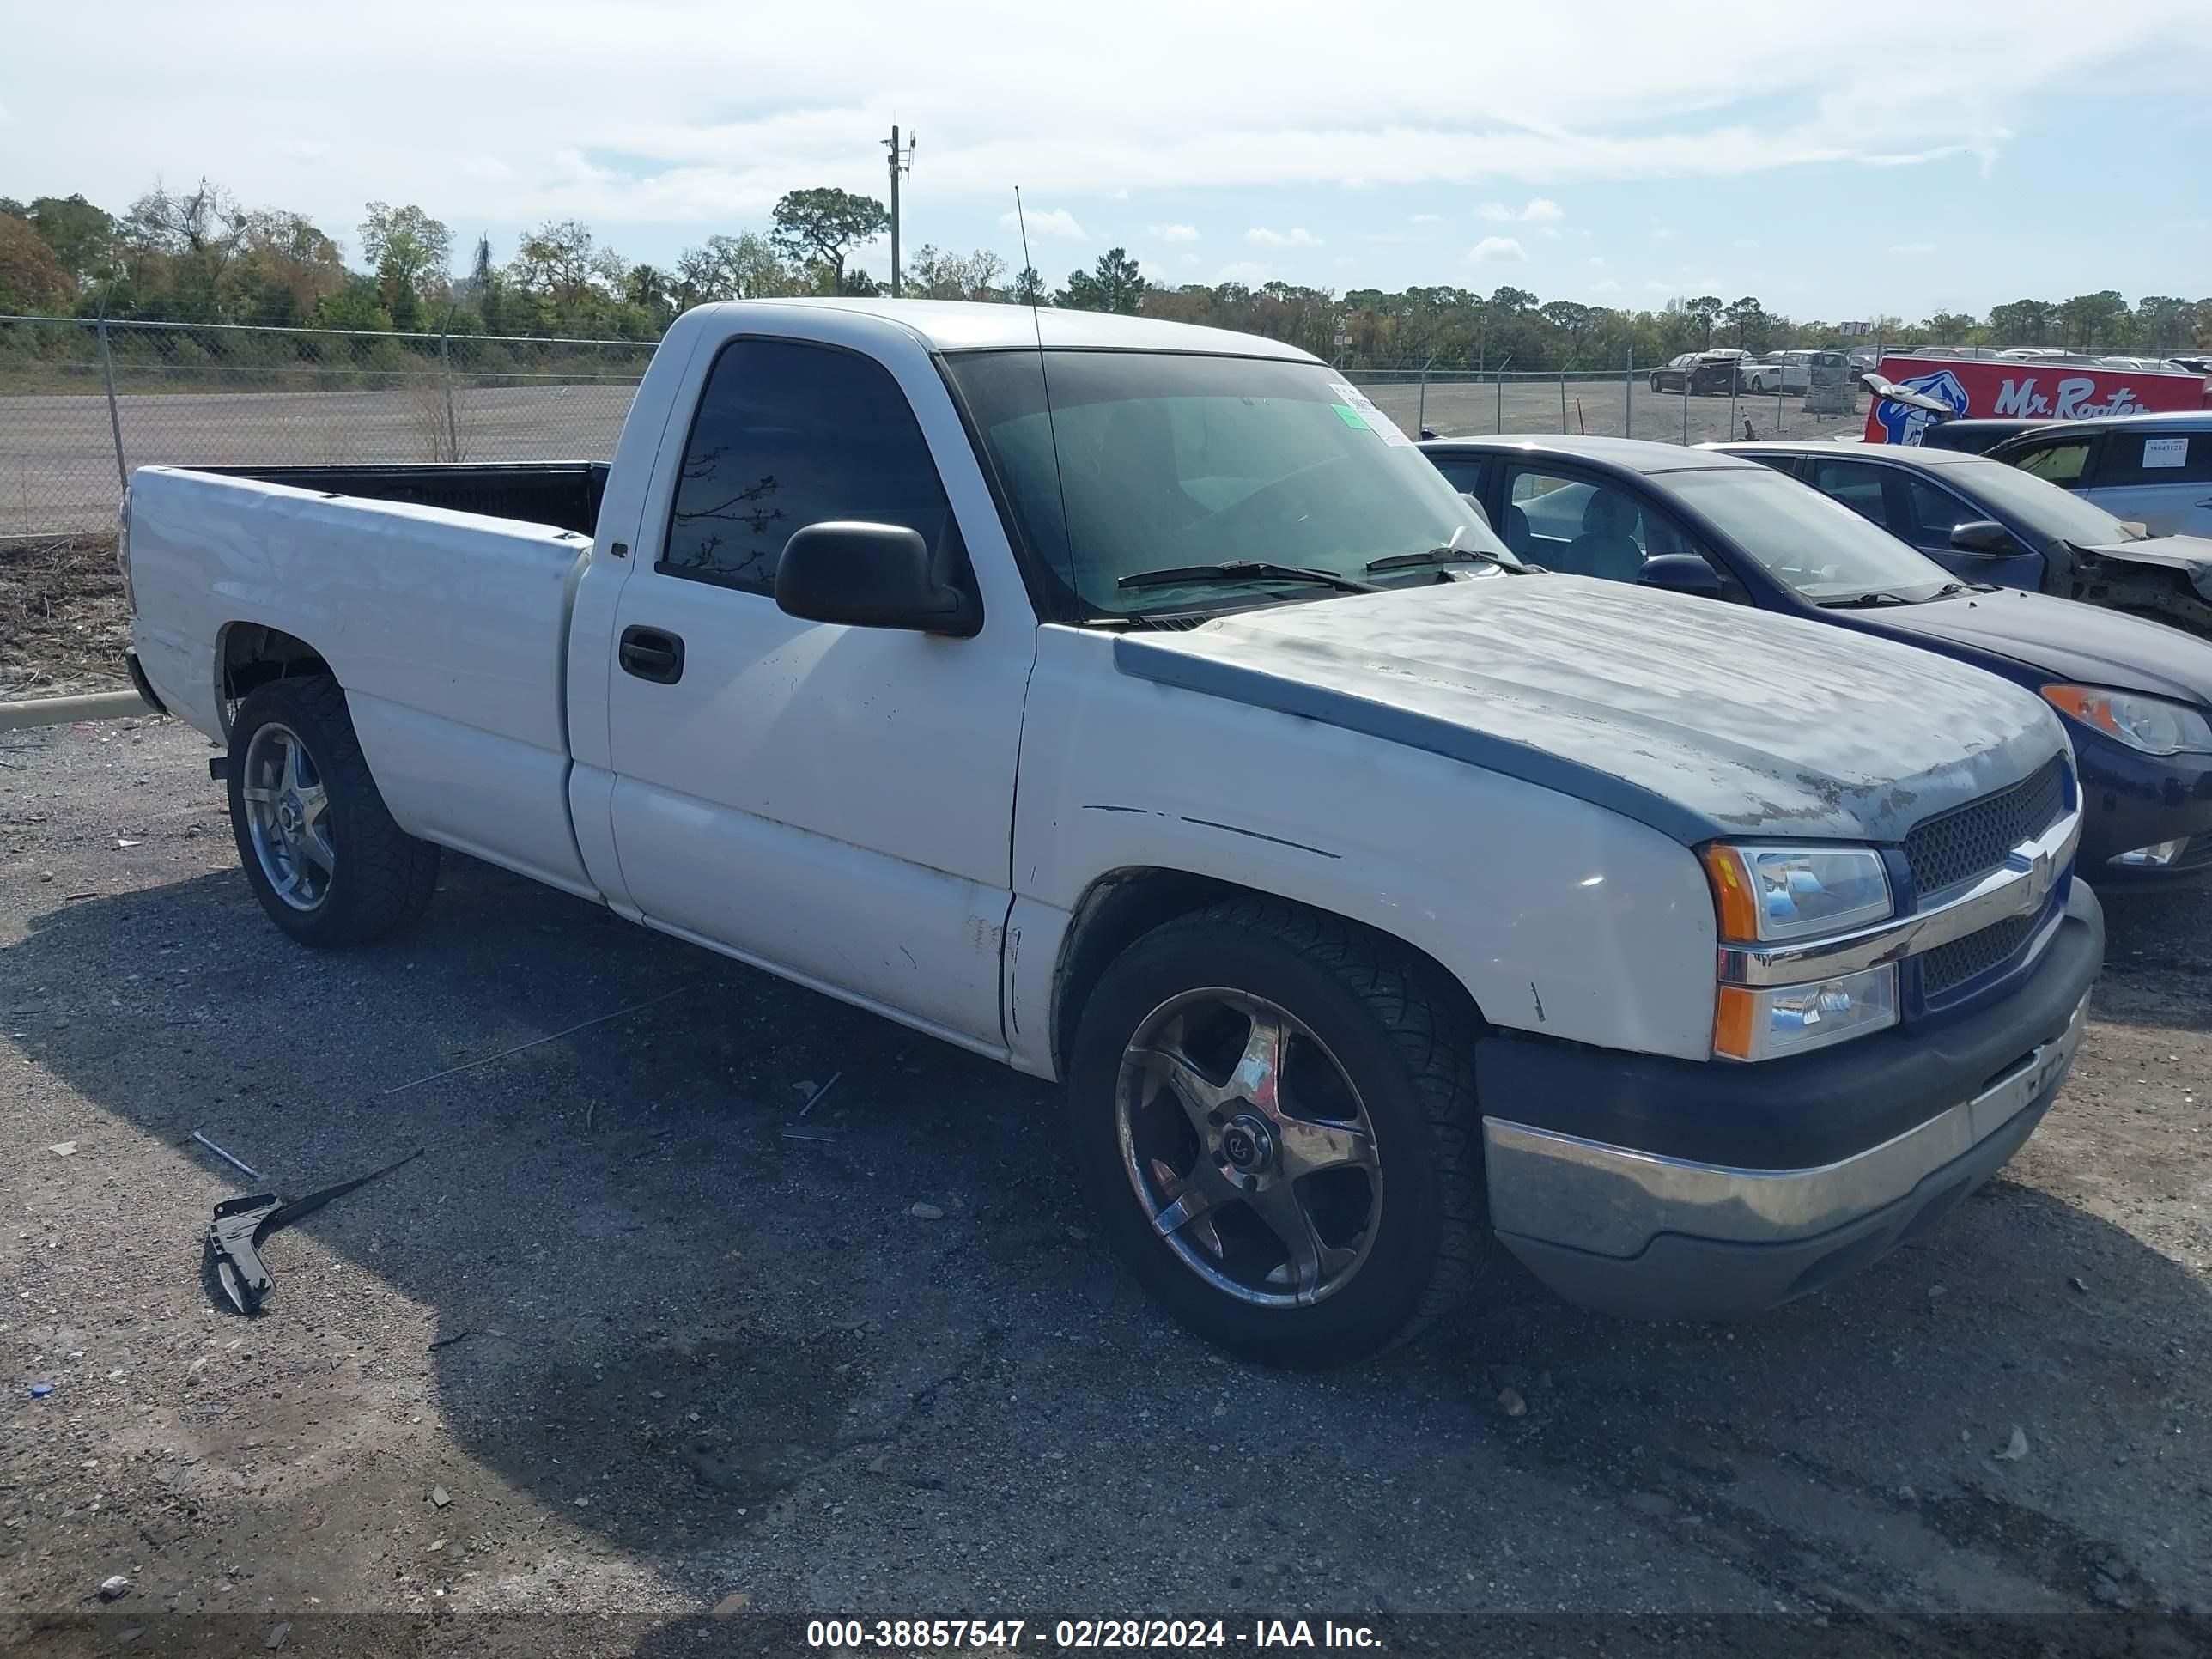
[1068,899,1485,1368]
[226,676,440,947]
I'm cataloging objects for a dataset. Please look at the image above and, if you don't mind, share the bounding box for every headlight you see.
[2042,684,2212,756]
[1715,965,1899,1061]
[1700,843,1893,942]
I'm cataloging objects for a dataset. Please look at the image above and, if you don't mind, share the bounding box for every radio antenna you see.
[1013,187,1077,596]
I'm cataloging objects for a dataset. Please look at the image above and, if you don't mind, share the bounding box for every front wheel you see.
[226,675,440,947]
[1649,374,1664,392]
[1067,899,1486,1368]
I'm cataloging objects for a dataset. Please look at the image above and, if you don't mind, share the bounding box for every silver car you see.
[1986,410,2212,538]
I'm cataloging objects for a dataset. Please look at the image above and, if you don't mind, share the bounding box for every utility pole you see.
[883,124,917,297]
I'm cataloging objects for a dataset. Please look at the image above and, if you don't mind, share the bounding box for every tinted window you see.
[1808,459,1887,524]
[2096,432,2212,487]
[1896,474,1978,545]
[1428,454,1487,495]
[2011,439,2093,488]
[660,339,958,592]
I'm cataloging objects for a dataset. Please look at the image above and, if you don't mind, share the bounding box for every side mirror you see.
[775,522,981,636]
[1635,553,1727,599]
[1459,492,1491,528]
[1948,519,2014,555]
[2118,520,2149,539]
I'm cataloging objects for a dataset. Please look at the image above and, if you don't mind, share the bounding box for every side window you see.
[2094,433,2212,487]
[1507,468,1644,581]
[2010,439,2094,489]
[1808,459,1888,526]
[1427,454,1488,496]
[1896,475,1977,545]
[659,338,959,592]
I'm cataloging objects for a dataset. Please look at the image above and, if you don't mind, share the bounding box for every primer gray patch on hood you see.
[1114,575,2066,845]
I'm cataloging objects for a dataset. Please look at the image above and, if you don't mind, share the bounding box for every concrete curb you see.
[0,690,155,734]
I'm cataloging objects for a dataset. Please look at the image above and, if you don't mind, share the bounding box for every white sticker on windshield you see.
[1327,380,1416,447]
[2142,436,2189,469]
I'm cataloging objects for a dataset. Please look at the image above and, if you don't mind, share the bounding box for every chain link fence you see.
[1,317,1867,538]
[1341,362,1862,451]
[0,316,653,536]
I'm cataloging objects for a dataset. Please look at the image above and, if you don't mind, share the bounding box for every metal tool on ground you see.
[204,1148,424,1315]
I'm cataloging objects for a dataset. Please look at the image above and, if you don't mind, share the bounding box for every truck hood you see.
[1860,586,2212,708]
[2080,532,2212,601]
[1113,574,2064,846]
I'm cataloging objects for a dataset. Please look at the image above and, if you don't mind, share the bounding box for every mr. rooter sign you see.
[1864,355,2211,444]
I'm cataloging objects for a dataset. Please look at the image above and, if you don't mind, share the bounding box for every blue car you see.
[1421,434,2212,884]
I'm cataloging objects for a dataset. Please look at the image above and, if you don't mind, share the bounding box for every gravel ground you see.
[1,718,2208,1655]
[0,536,126,699]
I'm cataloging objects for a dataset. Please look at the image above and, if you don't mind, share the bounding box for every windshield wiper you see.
[1116,560,1382,595]
[1817,591,1917,609]
[1365,545,1528,574]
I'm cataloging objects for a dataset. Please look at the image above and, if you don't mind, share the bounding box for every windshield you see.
[1650,466,1956,602]
[1952,457,2142,545]
[943,349,1511,617]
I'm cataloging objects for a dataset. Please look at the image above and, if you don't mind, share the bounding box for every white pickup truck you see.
[122,300,2103,1367]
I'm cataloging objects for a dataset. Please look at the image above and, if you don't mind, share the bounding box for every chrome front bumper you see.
[1484,990,2087,1264]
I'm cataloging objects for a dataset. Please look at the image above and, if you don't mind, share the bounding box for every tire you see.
[1749,376,1768,394]
[1650,374,1664,392]
[1066,897,1485,1368]
[225,674,440,947]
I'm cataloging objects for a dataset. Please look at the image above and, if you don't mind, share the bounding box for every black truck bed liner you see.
[192,463,609,538]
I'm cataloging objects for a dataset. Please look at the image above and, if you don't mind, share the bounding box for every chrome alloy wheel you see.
[240,720,334,911]
[1115,988,1383,1308]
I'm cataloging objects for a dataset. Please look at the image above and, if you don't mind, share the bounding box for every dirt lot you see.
[1,718,2209,1656]
[0,535,128,700]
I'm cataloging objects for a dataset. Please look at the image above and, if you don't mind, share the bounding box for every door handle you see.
[618,625,685,684]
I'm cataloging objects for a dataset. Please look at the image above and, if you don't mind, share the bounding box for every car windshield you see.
[942,349,1512,617]
[1955,457,2143,545]
[1649,466,1956,602]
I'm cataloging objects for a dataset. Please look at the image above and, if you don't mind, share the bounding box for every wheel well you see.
[220,624,332,708]
[1048,867,1485,1077]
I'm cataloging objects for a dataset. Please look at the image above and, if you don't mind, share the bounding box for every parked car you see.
[1914,418,2049,456]
[1648,351,1743,394]
[1716,437,2212,639]
[122,301,2103,1363]
[1983,411,2212,540]
[1741,358,1785,394]
[1425,434,2212,883]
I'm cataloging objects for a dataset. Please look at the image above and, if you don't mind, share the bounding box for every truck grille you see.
[1903,758,2068,897]
[1919,912,2039,998]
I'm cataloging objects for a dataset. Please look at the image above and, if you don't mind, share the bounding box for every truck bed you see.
[189,462,609,538]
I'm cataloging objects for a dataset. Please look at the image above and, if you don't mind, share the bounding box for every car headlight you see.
[2042,684,2212,756]
[1700,844,1894,942]
[1715,965,1899,1062]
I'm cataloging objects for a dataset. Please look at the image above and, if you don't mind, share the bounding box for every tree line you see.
[3,178,2208,372]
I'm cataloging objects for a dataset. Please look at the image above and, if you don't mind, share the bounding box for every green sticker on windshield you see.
[1331,403,1370,430]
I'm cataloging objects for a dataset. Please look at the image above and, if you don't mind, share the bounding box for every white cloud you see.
[1653,226,1676,240]
[1148,222,1200,242]
[1246,226,1322,247]
[1732,237,1760,248]
[1138,258,1170,281]
[1888,240,1937,254]
[1645,279,1680,293]
[1468,236,1529,264]
[1538,225,1563,239]
[1408,211,1443,223]
[1480,197,1565,223]
[1000,205,1086,240]
[1211,260,1273,286]
[1108,187,1130,200]
[1,0,2204,293]
[1589,277,1624,294]
[1588,255,1607,266]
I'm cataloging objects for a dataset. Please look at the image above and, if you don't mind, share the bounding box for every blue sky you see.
[6,0,2209,321]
